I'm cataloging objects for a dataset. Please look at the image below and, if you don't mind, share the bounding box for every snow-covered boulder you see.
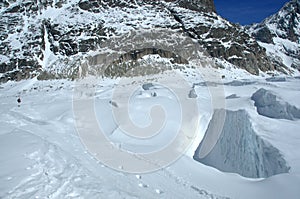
[188,88,198,98]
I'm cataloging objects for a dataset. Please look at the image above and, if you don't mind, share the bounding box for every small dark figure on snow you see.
[17,97,21,104]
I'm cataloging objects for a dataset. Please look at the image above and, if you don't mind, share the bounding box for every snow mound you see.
[251,88,300,120]
[194,109,290,178]
[142,83,155,91]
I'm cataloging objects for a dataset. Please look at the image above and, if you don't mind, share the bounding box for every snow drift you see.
[252,88,300,120]
[194,109,290,178]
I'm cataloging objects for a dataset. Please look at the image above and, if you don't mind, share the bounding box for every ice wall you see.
[252,88,300,120]
[194,109,290,178]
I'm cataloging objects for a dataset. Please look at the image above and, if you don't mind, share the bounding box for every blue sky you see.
[213,0,289,25]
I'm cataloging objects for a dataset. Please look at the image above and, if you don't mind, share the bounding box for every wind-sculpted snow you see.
[252,88,300,120]
[194,109,290,178]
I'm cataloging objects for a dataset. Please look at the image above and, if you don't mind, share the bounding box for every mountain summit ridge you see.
[248,0,300,71]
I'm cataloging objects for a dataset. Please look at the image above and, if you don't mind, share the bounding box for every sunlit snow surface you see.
[1,72,300,198]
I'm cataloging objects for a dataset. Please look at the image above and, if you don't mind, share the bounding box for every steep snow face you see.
[251,88,300,120]
[194,109,290,178]
[248,0,300,72]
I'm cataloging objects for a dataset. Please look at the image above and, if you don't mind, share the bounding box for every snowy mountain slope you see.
[0,0,277,83]
[248,0,300,73]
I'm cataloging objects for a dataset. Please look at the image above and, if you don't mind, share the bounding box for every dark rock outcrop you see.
[176,0,216,13]
[78,0,216,13]
[168,7,274,75]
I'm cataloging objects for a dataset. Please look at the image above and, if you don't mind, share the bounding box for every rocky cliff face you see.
[176,0,216,13]
[78,0,216,13]
[248,0,300,72]
[0,0,296,82]
[169,7,273,75]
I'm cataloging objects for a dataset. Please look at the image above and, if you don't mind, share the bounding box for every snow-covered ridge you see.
[248,0,300,73]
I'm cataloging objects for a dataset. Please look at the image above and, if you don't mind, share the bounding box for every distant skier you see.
[17,97,21,107]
